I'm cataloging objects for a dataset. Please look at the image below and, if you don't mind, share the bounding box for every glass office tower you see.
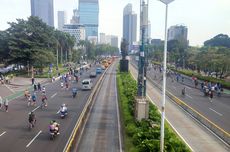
[79,0,99,39]
[31,0,54,27]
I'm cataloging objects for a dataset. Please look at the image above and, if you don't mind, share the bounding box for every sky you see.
[0,0,230,46]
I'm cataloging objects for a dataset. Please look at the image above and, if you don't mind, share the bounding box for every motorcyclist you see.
[28,112,36,127]
[49,120,60,135]
[59,103,68,114]
[72,87,77,97]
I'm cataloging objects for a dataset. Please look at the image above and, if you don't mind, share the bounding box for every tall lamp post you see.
[158,0,174,152]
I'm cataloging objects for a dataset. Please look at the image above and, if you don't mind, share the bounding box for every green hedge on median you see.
[117,72,191,152]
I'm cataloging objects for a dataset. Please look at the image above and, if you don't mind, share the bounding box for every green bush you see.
[117,71,191,152]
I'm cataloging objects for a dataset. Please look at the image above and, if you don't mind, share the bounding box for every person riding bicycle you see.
[28,112,36,127]
[182,87,186,95]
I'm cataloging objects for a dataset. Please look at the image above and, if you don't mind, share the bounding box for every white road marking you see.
[26,130,42,148]
[114,74,122,152]
[185,86,192,90]
[186,94,193,99]
[4,84,15,93]
[0,131,6,137]
[51,92,57,99]
[29,106,40,113]
[209,108,223,116]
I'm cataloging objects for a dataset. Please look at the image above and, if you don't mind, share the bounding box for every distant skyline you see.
[0,0,230,46]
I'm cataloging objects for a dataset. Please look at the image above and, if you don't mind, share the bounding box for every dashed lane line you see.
[51,92,57,99]
[186,94,193,99]
[209,108,223,116]
[0,131,6,137]
[26,130,42,148]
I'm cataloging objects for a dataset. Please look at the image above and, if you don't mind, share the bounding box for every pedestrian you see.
[32,77,35,85]
[4,98,9,112]
[209,90,213,102]
[37,82,41,91]
[0,96,3,109]
[34,83,37,91]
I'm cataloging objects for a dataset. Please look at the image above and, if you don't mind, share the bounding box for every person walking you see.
[209,90,213,102]
[37,83,41,91]
[0,96,3,110]
[4,98,9,112]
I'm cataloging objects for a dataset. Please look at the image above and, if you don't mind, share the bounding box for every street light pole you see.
[158,0,174,152]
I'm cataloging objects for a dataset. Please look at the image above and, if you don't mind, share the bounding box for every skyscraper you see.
[58,11,67,30]
[168,25,188,46]
[123,3,137,50]
[31,0,54,27]
[78,0,99,39]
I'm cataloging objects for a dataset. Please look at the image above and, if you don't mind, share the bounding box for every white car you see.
[81,79,93,90]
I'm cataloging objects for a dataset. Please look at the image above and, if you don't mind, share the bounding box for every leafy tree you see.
[204,34,230,48]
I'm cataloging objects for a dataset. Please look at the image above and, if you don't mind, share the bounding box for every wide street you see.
[132,59,230,133]
[77,62,122,151]
[0,64,102,152]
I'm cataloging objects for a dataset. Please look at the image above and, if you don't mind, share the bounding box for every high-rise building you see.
[62,24,86,44]
[78,0,99,39]
[123,3,137,50]
[31,0,54,27]
[70,9,80,24]
[58,11,67,30]
[99,33,106,44]
[111,36,118,48]
[168,25,188,46]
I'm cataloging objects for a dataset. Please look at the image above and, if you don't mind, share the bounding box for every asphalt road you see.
[132,60,230,133]
[0,65,103,152]
[77,62,122,152]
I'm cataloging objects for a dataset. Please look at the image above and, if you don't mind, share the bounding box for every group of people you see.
[24,86,47,107]
[28,103,68,135]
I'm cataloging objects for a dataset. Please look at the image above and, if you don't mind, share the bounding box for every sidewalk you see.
[0,77,48,99]
[129,64,229,152]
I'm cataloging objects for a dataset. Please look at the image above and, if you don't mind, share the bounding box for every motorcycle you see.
[49,128,59,140]
[60,109,68,119]
[72,91,77,98]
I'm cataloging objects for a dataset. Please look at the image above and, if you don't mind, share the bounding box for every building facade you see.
[99,33,106,44]
[111,36,118,48]
[168,25,188,46]
[31,0,54,27]
[58,11,67,30]
[123,3,137,50]
[62,24,86,44]
[78,0,99,39]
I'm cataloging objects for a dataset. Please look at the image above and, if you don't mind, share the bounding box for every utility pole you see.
[135,0,149,121]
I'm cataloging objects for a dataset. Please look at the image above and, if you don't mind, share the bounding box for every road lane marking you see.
[209,108,223,116]
[186,94,193,99]
[185,86,192,90]
[0,131,6,137]
[29,106,40,114]
[26,130,42,148]
[51,92,57,99]
[4,84,15,93]
[114,75,122,152]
